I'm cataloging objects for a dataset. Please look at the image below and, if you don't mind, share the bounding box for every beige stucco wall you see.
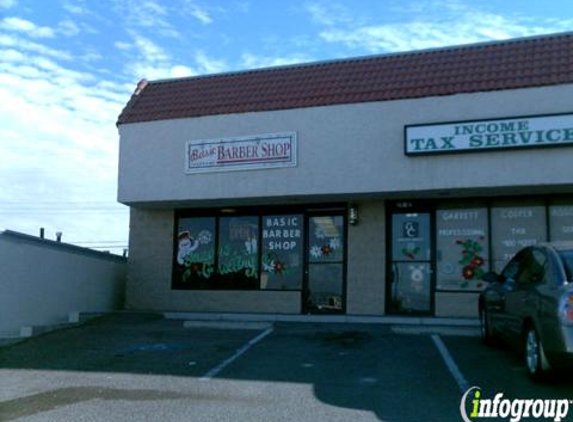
[435,292,480,318]
[346,201,386,315]
[126,208,301,313]
[127,204,390,315]
[118,84,573,207]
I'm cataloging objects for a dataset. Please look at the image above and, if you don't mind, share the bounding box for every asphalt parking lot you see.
[0,313,571,422]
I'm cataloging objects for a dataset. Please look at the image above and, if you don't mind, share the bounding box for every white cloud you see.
[195,51,227,74]
[81,50,103,63]
[62,1,89,15]
[316,4,573,53]
[131,33,169,62]
[304,1,353,26]
[0,17,55,38]
[170,65,195,78]
[113,0,182,37]
[58,19,80,36]
[121,32,227,80]
[188,5,212,24]
[241,52,314,69]
[0,32,131,251]
[114,41,132,50]
[0,0,16,9]
[0,34,72,60]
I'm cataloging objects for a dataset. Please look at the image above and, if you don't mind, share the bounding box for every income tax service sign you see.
[185,132,297,174]
[405,113,573,155]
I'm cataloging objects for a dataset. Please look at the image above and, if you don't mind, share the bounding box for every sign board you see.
[185,132,297,174]
[405,113,573,155]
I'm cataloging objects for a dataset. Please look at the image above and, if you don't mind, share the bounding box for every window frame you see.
[171,204,346,291]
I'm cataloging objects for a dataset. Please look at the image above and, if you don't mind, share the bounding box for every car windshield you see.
[558,250,573,282]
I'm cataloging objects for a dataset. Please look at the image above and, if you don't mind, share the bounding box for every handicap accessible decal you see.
[460,386,571,422]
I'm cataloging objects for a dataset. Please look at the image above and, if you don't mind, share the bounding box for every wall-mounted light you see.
[348,204,359,226]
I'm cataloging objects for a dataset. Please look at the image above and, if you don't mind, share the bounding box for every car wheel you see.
[480,307,494,345]
[525,327,550,381]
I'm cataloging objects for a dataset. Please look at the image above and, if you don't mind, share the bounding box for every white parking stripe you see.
[431,334,469,393]
[200,326,274,380]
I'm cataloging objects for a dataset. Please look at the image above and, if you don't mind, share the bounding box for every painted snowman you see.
[177,231,199,265]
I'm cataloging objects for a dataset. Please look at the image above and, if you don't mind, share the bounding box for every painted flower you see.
[310,245,323,258]
[274,261,285,274]
[329,237,341,250]
[471,256,485,267]
[315,227,326,239]
[462,265,475,280]
[263,261,275,272]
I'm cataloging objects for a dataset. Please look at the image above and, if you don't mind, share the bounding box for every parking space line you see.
[431,334,469,393]
[200,326,274,380]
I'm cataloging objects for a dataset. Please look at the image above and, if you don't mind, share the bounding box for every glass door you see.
[303,214,346,313]
[389,212,433,314]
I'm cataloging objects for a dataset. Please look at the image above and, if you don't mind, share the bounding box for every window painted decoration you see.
[261,215,303,290]
[436,208,489,291]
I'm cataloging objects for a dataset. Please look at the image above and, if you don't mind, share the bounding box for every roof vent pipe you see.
[134,79,148,95]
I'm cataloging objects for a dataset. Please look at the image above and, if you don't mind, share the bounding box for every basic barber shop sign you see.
[185,132,297,173]
[405,113,573,155]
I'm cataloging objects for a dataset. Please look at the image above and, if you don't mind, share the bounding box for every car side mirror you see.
[482,271,501,284]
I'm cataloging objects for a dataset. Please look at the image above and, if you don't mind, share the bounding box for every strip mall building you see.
[117,33,573,318]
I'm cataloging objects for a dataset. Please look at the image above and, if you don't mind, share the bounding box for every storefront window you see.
[173,217,216,289]
[307,216,345,312]
[309,216,344,262]
[217,216,259,289]
[261,214,303,290]
[549,203,573,241]
[391,213,431,262]
[436,207,489,291]
[491,203,547,272]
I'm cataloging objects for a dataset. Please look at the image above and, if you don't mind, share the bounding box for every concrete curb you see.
[183,321,273,330]
[164,312,479,327]
[390,325,480,337]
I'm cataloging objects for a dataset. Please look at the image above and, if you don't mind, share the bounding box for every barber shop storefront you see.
[117,33,573,318]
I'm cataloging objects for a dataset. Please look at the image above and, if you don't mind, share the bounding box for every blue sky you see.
[1,0,572,254]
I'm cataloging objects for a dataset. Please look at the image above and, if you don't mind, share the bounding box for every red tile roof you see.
[117,33,573,125]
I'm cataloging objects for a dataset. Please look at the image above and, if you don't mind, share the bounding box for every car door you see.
[492,251,526,340]
[504,248,546,344]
